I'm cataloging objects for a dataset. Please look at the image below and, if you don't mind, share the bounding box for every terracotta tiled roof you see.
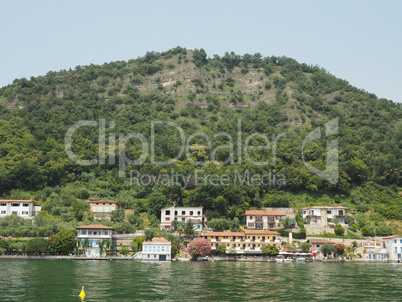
[244,230,279,235]
[201,232,245,237]
[76,225,114,230]
[302,206,348,210]
[0,200,33,203]
[383,235,402,239]
[151,237,169,242]
[90,200,117,204]
[245,210,285,216]
[308,238,334,244]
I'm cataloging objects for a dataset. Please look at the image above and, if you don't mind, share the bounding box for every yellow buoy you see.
[79,286,86,299]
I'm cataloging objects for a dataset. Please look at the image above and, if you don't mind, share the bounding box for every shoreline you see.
[0,255,400,263]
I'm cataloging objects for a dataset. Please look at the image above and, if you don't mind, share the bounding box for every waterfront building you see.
[308,238,334,258]
[0,199,41,218]
[201,230,280,254]
[302,206,349,226]
[89,198,118,220]
[139,237,172,261]
[160,206,203,231]
[76,225,114,257]
[383,235,402,261]
[245,210,286,230]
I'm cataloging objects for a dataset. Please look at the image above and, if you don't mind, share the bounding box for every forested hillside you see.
[0,47,401,236]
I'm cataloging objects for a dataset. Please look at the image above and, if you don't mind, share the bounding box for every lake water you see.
[0,260,401,301]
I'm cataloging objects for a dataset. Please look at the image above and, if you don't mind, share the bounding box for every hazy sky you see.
[1,0,401,103]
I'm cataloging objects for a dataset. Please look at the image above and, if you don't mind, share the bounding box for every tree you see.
[320,243,335,257]
[279,217,292,229]
[208,218,230,232]
[217,244,226,255]
[52,230,76,255]
[111,209,125,222]
[171,244,180,258]
[0,238,9,254]
[231,217,240,231]
[334,224,345,236]
[119,245,129,256]
[26,238,50,255]
[262,244,279,256]
[227,247,237,256]
[98,239,106,256]
[127,213,143,227]
[131,236,146,252]
[361,226,375,236]
[184,220,195,237]
[172,219,181,231]
[187,238,211,260]
[299,242,312,253]
[334,243,345,256]
[105,240,113,255]
[144,229,158,241]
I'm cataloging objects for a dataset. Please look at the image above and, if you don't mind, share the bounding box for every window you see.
[104,231,108,235]
[157,246,160,252]
[94,232,97,235]
[317,245,320,248]
[182,218,185,222]
[23,203,29,207]
[174,211,178,215]
[395,240,397,244]
[249,216,252,219]
[303,211,306,214]
[22,211,28,215]
[89,231,92,235]
[182,211,186,215]
[400,240,402,244]
[103,203,105,205]
[161,247,165,252]
[0,203,7,206]
[12,211,18,215]
[198,211,200,215]
[1,210,6,214]
[96,207,98,212]
[154,255,157,258]
[109,207,112,212]
[190,211,193,215]
[166,246,170,252]
[147,254,150,258]
[197,225,200,229]
[144,246,147,252]
[82,231,86,235]
[395,247,397,253]
[166,217,170,221]
[11,203,19,207]
[166,210,170,215]
[153,246,156,252]
[327,211,331,214]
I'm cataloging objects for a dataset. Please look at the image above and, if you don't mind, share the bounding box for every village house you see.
[302,206,349,226]
[139,237,172,261]
[201,230,280,255]
[383,235,402,261]
[76,225,114,257]
[89,198,118,220]
[245,210,286,230]
[0,199,41,218]
[160,206,203,231]
[308,238,334,259]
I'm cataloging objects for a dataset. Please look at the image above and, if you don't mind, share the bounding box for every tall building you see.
[160,206,203,231]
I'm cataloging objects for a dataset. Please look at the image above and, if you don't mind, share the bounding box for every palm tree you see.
[98,239,106,257]
[82,238,90,256]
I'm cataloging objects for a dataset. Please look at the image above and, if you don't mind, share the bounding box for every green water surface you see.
[0,260,400,301]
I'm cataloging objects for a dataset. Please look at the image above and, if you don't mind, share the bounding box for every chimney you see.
[289,232,293,244]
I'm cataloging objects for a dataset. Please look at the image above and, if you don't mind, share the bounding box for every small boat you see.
[202,256,212,261]
[275,256,285,262]
[296,258,306,262]
[284,258,293,262]
[176,257,190,261]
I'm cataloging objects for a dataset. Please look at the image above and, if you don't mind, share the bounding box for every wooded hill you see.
[0,47,401,236]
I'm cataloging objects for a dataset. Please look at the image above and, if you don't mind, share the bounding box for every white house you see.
[384,235,402,261]
[302,206,349,226]
[245,210,286,230]
[139,237,172,261]
[0,199,41,218]
[160,206,203,231]
[76,225,114,257]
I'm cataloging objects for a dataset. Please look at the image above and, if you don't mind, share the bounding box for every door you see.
[159,255,167,261]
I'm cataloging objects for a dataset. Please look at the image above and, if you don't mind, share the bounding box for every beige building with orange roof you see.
[89,198,118,220]
[201,230,280,254]
[245,210,286,230]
